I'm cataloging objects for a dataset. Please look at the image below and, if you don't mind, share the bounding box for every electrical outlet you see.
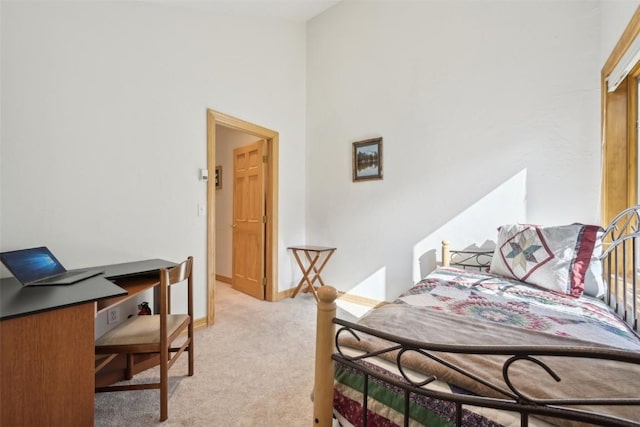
[107,307,120,324]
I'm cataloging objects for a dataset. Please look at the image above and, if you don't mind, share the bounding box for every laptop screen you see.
[0,247,66,284]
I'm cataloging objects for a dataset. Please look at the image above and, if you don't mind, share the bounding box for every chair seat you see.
[95,314,190,350]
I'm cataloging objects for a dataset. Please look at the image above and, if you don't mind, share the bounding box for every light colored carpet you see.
[94,283,355,426]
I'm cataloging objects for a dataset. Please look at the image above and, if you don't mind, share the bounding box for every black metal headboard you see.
[601,205,640,334]
[440,205,640,335]
[441,241,493,270]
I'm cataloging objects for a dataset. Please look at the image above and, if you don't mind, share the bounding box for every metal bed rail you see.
[333,318,640,427]
[442,240,493,271]
[601,205,640,335]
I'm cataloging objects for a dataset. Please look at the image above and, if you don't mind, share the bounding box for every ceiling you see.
[148,0,341,22]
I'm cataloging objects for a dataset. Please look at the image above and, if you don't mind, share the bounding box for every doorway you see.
[206,109,279,325]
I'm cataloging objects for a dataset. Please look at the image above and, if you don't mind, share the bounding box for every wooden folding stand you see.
[288,245,336,302]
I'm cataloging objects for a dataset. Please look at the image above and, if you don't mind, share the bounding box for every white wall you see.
[306,0,607,300]
[0,1,307,325]
[600,0,640,65]
[3,0,638,315]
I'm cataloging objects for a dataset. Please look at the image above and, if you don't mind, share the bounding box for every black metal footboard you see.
[333,318,640,427]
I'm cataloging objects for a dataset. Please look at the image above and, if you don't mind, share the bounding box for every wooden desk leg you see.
[290,250,322,299]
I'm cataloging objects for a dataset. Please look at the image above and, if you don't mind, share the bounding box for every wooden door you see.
[232,140,266,299]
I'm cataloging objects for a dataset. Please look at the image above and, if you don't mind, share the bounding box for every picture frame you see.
[215,165,222,190]
[352,137,383,182]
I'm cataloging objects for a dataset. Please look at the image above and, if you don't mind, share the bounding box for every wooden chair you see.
[95,257,194,422]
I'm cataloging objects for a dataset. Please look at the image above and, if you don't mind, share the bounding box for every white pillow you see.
[584,245,606,299]
[489,223,604,298]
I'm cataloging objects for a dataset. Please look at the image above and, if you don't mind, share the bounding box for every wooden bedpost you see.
[442,240,450,267]
[313,285,338,427]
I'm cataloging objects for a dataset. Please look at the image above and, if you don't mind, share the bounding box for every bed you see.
[312,206,640,427]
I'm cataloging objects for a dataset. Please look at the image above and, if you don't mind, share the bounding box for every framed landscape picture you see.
[352,137,383,182]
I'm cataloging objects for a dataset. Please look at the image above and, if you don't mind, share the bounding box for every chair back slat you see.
[160,257,193,317]
[167,257,192,286]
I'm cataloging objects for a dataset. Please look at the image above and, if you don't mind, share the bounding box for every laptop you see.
[0,246,103,286]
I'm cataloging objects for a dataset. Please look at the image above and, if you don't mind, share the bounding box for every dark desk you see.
[0,258,175,320]
[0,258,175,426]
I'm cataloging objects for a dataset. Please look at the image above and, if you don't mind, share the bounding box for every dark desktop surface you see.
[0,258,175,321]
[98,258,176,280]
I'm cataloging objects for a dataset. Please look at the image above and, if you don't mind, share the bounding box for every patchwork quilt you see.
[404,267,638,349]
[333,267,640,427]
